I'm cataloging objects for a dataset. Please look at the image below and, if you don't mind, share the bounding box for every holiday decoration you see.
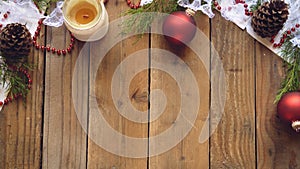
[0,0,298,128]
[162,10,196,46]
[0,66,33,107]
[0,0,80,109]
[122,0,178,35]
[33,0,58,12]
[274,38,300,103]
[33,19,75,55]
[0,23,32,65]
[177,0,214,18]
[126,0,141,9]
[277,92,300,132]
[251,0,289,38]
[63,0,109,41]
[121,0,300,132]
[0,23,34,104]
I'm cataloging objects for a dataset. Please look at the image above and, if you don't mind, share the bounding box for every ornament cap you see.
[185,8,195,16]
[292,121,300,132]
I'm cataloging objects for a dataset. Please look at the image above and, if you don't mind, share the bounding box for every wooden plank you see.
[256,43,300,169]
[0,27,45,168]
[210,13,256,168]
[42,24,88,168]
[87,0,149,168]
[149,14,210,168]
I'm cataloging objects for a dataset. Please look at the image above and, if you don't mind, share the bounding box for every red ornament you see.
[277,92,300,132]
[162,11,196,46]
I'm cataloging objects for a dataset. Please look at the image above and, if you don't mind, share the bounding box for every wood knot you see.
[131,89,148,103]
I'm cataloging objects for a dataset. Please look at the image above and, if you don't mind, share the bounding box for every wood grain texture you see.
[42,24,88,169]
[0,28,45,169]
[256,43,300,169]
[210,13,256,169]
[149,14,210,169]
[2,2,300,169]
[87,0,149,168]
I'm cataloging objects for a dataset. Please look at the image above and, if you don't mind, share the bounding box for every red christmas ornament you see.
[277,92,300,132]
[162,10,196,46]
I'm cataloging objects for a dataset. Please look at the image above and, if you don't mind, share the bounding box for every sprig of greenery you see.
[125,0,179,15]
[275,37,300,103]
[250,0,262,12]
[32,0,58,13]
[121,0,212,40]
[121,0,179,39]
[0,62,34,101]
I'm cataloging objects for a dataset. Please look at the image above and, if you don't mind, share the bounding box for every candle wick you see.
[83,14,89,19]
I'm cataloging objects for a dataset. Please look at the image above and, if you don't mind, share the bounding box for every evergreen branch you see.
[274,37,300,103]
[121,0,179,39]
[32,0,58,13]
[250,0,262,12]
[0,62,33,102]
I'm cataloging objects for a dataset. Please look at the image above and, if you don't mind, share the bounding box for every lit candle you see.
[63,0,109,41]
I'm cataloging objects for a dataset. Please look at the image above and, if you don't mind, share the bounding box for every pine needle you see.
[32,0,58,13]
[0,61,34,101]
[250,0,262,12]
[121,0,179,40]
[274,37,300,103]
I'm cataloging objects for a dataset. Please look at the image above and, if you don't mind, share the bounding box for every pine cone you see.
[0,23,32,65]
[251,0,289,38]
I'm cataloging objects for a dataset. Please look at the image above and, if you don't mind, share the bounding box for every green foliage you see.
[121,0,179,39]
[250,0,262,12]
[0,62,34,101]
[32,0,59,13]
[275,37,300,103]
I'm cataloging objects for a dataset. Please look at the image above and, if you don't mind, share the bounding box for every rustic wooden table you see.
[1,1,300,169]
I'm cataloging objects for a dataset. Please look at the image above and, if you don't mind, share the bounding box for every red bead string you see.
[213,1,222,10]
[32,2,75,55]
[33,19,75,56]
[0,66,32,107]
[126,0,141,9]
[0,11,10,30]
[271,23,300,48]
[213,0,253,16]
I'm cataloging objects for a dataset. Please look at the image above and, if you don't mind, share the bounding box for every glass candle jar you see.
[63,0,109,41]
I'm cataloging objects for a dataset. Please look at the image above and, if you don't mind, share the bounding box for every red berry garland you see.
[213,1,222,10]
[270,24,300,48]
[126,0,141,9]
[0,66,32,107]
[0,11,10,30]
[31,2,75,55]
[213,0,253,16]
[33,19,75,56]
